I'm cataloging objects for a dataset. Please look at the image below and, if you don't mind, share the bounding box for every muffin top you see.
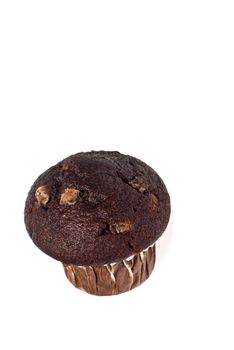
[24,151,170,266]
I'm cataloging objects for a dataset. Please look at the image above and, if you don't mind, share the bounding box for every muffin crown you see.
[24,151,170,266]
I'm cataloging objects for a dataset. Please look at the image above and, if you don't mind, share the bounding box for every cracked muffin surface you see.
[24,151,170,266]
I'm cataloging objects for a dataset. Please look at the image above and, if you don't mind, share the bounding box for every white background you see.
[0,1,233,349]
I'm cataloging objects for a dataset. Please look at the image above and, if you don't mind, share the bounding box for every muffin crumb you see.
[109,222,132,234]
[60,188,80,205]
[35,186,49,206]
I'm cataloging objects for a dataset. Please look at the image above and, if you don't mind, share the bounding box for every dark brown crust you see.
[24,151,170,266]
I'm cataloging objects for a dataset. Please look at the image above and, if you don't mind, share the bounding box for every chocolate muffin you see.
[24,151,170,295]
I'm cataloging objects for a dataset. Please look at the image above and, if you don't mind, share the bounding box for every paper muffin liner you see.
[63,243,156,296]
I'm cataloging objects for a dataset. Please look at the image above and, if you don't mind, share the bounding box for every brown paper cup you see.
[63,243,156,296]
